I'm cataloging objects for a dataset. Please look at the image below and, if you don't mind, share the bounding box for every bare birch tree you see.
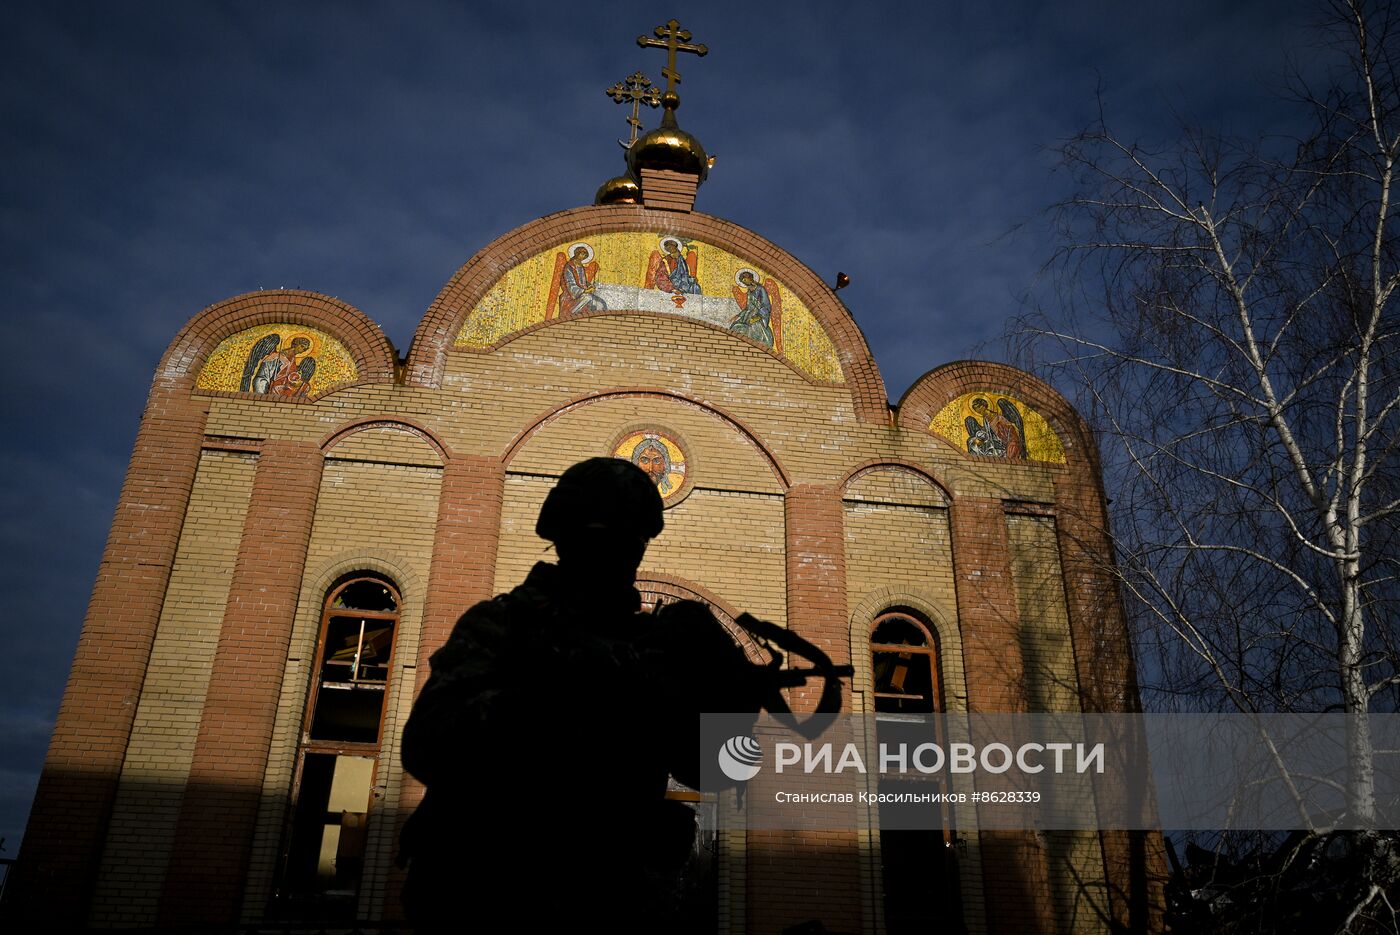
[1015,1,1400,930]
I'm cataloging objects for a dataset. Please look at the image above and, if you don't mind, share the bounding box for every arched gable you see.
[159,289,397,399]
[407,205,889,424]
[897,361,1096,473]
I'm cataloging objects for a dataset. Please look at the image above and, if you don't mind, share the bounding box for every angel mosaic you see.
[645,237,701,297]
[547,242,607,319]
[965,396,1027,459]
[240,333,317,398]
[728,268,781,350]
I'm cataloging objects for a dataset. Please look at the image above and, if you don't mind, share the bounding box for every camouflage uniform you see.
[400,458,766,932]
[400,561,751,932]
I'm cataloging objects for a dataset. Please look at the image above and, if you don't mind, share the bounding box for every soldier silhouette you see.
[399,457,846,932]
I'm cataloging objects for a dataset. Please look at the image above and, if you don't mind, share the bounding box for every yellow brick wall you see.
[845,467,947,507]
[495,475,787,626]
[841,478,987,935]
[240,457,441,921]
[1007,513,1108,934]
[842,501,960,705]
[89,449,257,926]
[1006,514,1080,714]
[325,425,445,468]
[200,315,1064,509]
[143,311,1112,933]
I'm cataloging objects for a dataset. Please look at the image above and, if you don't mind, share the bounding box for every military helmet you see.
[535,457,664,543]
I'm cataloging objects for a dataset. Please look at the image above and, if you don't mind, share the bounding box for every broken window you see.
[275,574,400,918]
[871,611,966,934]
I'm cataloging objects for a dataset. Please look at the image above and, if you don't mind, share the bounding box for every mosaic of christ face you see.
[612,430,688,506]
[634,440,670,489]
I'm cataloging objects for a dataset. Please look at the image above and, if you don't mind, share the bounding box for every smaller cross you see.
[606,71,662,147]
[636,19,707,97]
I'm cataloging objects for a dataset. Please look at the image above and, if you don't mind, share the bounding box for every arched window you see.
[871,614,942,715]
[276,574,401,917]
[870,611,965,934]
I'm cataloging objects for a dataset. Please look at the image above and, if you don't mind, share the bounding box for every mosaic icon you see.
[929,393,1066,464]
[613,429,689,506]
[455,231,843,383]
[196,323,359,401]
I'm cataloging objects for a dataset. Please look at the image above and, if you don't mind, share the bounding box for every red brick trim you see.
[500,387,790,490]
[2,386,211,930]
[635,572,769,665]
[895,360,1093,473]
[319,416,454,462]
[918,370,1165,929]
[159,440,324,927]
[157,289,397,394]
[405,205,889,423]
[948,495,1026,713]
[947,494,1060,932]
[847,587,966,709]
[636,571,743,620]
[387,454,504,917]
[783,484,850,699]
[837,458,952,502]
[1050,478,1168,933]
[405,452,504,701]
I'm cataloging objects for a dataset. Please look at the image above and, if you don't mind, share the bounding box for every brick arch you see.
[157,289,398,394]
[847,586,967,715]
[839,458,953,504]
[896,360,1099,475]
[635,572,768,666]
[406,204,889,424]
[319,416,453,462]
[289,551,427,659]
[500,386,791,490]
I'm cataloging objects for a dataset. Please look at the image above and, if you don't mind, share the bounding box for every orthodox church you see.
[7,20,1163,935]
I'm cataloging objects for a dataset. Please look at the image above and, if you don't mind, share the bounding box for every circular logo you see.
[718,735,763,782]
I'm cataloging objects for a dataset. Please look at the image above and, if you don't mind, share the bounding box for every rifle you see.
[732,613,855,740]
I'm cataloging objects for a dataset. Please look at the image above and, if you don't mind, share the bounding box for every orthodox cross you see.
[636,19,707,97]
[606,71,662,147]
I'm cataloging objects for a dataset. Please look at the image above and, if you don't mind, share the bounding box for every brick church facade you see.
[8,116,1164,931]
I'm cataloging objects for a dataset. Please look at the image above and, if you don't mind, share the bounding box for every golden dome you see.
[626,92,709,182]
[594,173,641,206]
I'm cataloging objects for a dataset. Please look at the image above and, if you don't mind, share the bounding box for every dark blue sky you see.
[0,0,1326,852]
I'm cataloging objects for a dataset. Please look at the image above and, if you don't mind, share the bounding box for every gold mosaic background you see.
[196,323,360,400]
[612,429,688,505]
[930,392,1067,464]
[455,232,845,384]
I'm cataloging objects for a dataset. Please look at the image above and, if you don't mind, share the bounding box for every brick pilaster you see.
[949,495,1057,934]
[1053,474,1168,934]
[158,440,323,927]
[746,484,861,935]
[783,483,850,689]
[410,454,507,699]
[2,386,208,930]
[385,454,505,917]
